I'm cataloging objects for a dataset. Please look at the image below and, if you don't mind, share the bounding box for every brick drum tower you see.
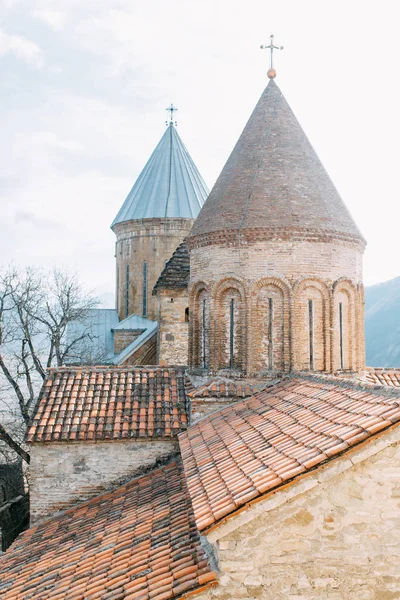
[187,75,366,375]
[112,109,208,322]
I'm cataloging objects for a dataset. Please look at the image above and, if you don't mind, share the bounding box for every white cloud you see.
[0,0,400,291]
[0,28,43,68]
[30,9,66,31]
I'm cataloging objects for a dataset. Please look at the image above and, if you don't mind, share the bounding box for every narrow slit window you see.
[308,299,314,370]
[339,302,344,370]
[202,299,206,368]
[125,264,129,318]
[116,265,119,313]
[142,261,147,317]
[185,307,189,323]
[268,297,273,370]
[230,298,235,369]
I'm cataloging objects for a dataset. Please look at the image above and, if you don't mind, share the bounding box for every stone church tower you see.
[112,114,208,322]
[187,77,366,375]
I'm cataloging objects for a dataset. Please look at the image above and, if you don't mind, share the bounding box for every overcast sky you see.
[1,0,399,305]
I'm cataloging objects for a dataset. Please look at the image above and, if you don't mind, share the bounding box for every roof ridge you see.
[291,372,400,399]
[152,239,190,293]
[237,82,282,232]
[180,376,400,533]
[32,457,183,528]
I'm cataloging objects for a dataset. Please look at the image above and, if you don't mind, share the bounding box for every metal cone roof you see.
[112,124,208,227]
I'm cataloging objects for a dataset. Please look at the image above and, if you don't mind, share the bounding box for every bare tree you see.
[0,267,100,463]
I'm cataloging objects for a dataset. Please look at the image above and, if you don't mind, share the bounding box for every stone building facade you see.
[195,425,400,600]
[26,367,189,522]
[29,439,177,522]
[153,241,191,365]
[187,78,366,376]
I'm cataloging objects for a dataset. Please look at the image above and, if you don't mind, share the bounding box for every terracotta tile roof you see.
[179,377,400,532]
[153,241,190,294]
[364,367,400,387]
[188,378,264,399]
[0,460,217,600]
[27,367,188,443]
[185,375,196,395]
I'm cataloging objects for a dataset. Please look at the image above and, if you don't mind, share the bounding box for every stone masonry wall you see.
[189,238,365,374]
[196,431,400,600]
[114,218,194,321]
[157,289,189,366]
[30,439,177,522]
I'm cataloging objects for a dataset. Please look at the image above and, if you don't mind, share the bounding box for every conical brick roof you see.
[189,79,364,245]
[112,124,208,227]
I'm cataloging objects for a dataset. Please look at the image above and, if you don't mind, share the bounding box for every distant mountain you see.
[365,276,400,367]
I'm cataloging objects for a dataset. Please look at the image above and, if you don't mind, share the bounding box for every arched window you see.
[142,261,147,317]
[251,279,289,373]
[293,280,330,372]
[332,283,355,371]
[214,285,244,371]
[190,286,210,369]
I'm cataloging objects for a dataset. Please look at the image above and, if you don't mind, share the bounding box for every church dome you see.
[188,76,366,376]
[112,123,208,227]
[188,79,365,247]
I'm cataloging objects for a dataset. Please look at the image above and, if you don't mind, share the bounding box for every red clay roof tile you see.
[187,377,265,399]
[27,367,188,443]
[364,367,400,387]
[179,376,400,532]
[0,461,216,600]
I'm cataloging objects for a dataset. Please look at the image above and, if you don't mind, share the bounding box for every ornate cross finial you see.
[166,103,178,126]
[260,34,284,79]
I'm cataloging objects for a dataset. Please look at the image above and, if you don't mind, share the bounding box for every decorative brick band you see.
[187,227,366,251]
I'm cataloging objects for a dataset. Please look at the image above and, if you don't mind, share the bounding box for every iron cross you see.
[166,103,178,125]
[260,34,284,70]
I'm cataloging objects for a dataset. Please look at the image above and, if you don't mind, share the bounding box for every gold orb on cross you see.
[261,34,283,78]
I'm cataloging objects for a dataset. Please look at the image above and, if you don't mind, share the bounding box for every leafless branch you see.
[0,265,99,459]
[0,424,30,464]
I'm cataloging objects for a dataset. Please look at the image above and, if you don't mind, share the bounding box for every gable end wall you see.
[30,439,177,522]
[196,430,400,599]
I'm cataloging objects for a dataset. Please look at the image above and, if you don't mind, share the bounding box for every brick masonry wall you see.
[190,239,363,284]
[113,330,142,354]
[114,218,194,321]
[191,398,235,423]
[157,289,189,366]
[189,238,365,374]
[197,428,400,599]
[29,439,177,522]
[123,332,157,365]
